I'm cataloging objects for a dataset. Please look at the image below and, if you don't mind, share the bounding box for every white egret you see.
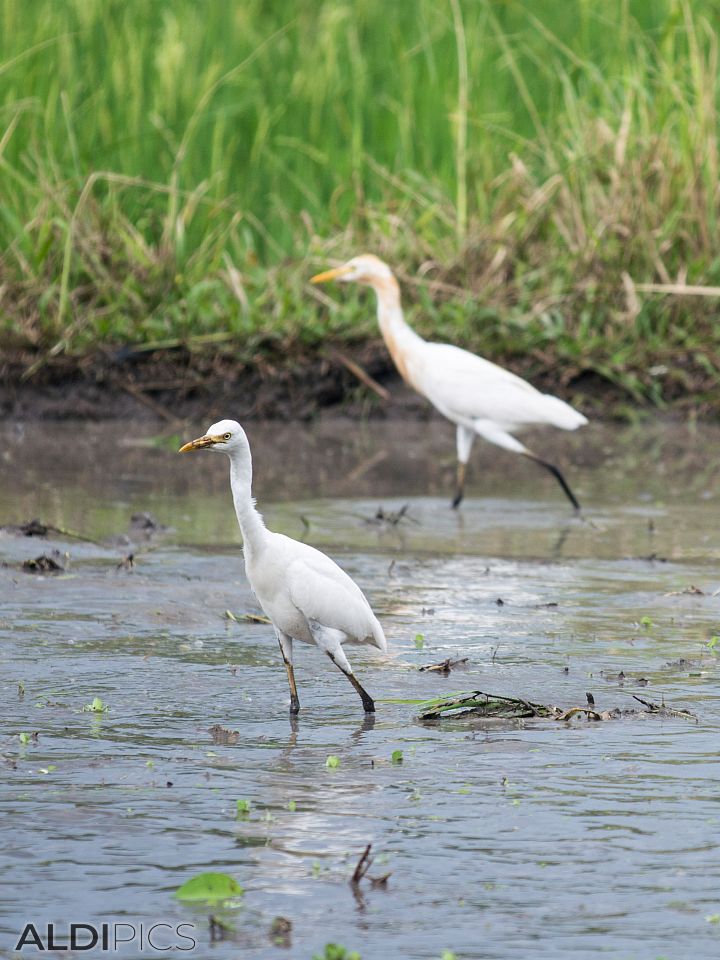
[311,255,588,509]
[179,420,386,714]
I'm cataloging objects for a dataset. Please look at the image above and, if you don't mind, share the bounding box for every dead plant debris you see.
[208,915,235,943]
[22,553,67,573]
[418,690,698,724]
[208,724,240,745]
[364,504,416,527]
[129,512,168,537]
[350,843,391,891]
[268,917,292,949]
[419,657,469,674]
[1,517,100,545]
[599,669,649,686]
[225,610,272,624]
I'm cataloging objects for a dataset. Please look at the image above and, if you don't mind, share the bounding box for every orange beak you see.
[178,435,221,453]
[310,265,352,284]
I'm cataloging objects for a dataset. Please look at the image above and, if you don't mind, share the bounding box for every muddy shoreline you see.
[1,342,640,422]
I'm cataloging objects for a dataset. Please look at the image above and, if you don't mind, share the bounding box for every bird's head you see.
[178,419,246,456]
[310,254,395,289]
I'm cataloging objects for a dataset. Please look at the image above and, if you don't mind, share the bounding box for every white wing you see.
[278,536,386,651]
[417,342,587,431]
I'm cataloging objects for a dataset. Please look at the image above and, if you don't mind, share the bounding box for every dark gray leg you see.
[524,451,581,511]
[327,652,376,713]
[452,425,475,509]
[276,631,300,714]
[451,461,467,510]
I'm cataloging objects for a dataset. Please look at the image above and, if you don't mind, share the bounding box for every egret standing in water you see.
[180,420,386,715]
[311,255,587,509]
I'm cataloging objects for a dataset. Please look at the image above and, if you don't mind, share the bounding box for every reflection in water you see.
[0,418,719,958]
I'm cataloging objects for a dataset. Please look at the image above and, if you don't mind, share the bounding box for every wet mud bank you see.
[1,343,631,422]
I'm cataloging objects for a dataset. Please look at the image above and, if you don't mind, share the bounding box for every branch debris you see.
[419,657,469,674]
[418,689,698,724]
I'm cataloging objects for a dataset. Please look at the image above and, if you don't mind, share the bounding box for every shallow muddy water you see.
[1,418,719,959]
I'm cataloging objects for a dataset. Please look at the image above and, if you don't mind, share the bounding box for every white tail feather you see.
[539,395,588,430]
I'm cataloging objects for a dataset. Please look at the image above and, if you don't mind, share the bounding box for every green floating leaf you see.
[313,945,362,960]
[391,749,403,765]
[639,616,653,629]
[287,800,297,812]
[175,872,243,903]
[83,696,108,713]
[325,755,340,769]
[236,799,251,816]
[414,633,425,650]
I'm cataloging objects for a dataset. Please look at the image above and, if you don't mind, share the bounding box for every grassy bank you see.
[2,0,720,413]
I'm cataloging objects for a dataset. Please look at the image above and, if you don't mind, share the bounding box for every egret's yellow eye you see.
[223,432,232,441]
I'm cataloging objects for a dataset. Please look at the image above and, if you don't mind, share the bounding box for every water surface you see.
[1,419,719,959]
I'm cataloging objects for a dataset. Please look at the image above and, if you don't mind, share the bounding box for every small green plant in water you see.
[391,749,403,765]
[236,799,251,817]
[18,732,31,745]
[175,872,243,903]
[639,616,654,630]
[414,633,425,650]
[312,945,361,960]
[326,755,340,769]
[287,800,297,812]
[83,697,108,713]
[440,952,458,960]
[707,636,719,654]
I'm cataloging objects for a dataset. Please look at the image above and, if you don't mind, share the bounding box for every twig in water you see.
[631,694,698,722]
[241,613,272,624]
[351,843,373,885]
[350,842,391,898]
[366,504,417,527]
[5,517,103,546]
[419,657,469,674]
[226,610,272,624]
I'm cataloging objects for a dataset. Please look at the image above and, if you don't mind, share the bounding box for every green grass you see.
[3,0,720,409]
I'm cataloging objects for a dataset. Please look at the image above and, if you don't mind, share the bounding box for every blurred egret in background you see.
[312,255,587,509]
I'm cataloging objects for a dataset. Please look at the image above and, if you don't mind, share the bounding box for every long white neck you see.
[227,435,266,558]
[371,276,424,385]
